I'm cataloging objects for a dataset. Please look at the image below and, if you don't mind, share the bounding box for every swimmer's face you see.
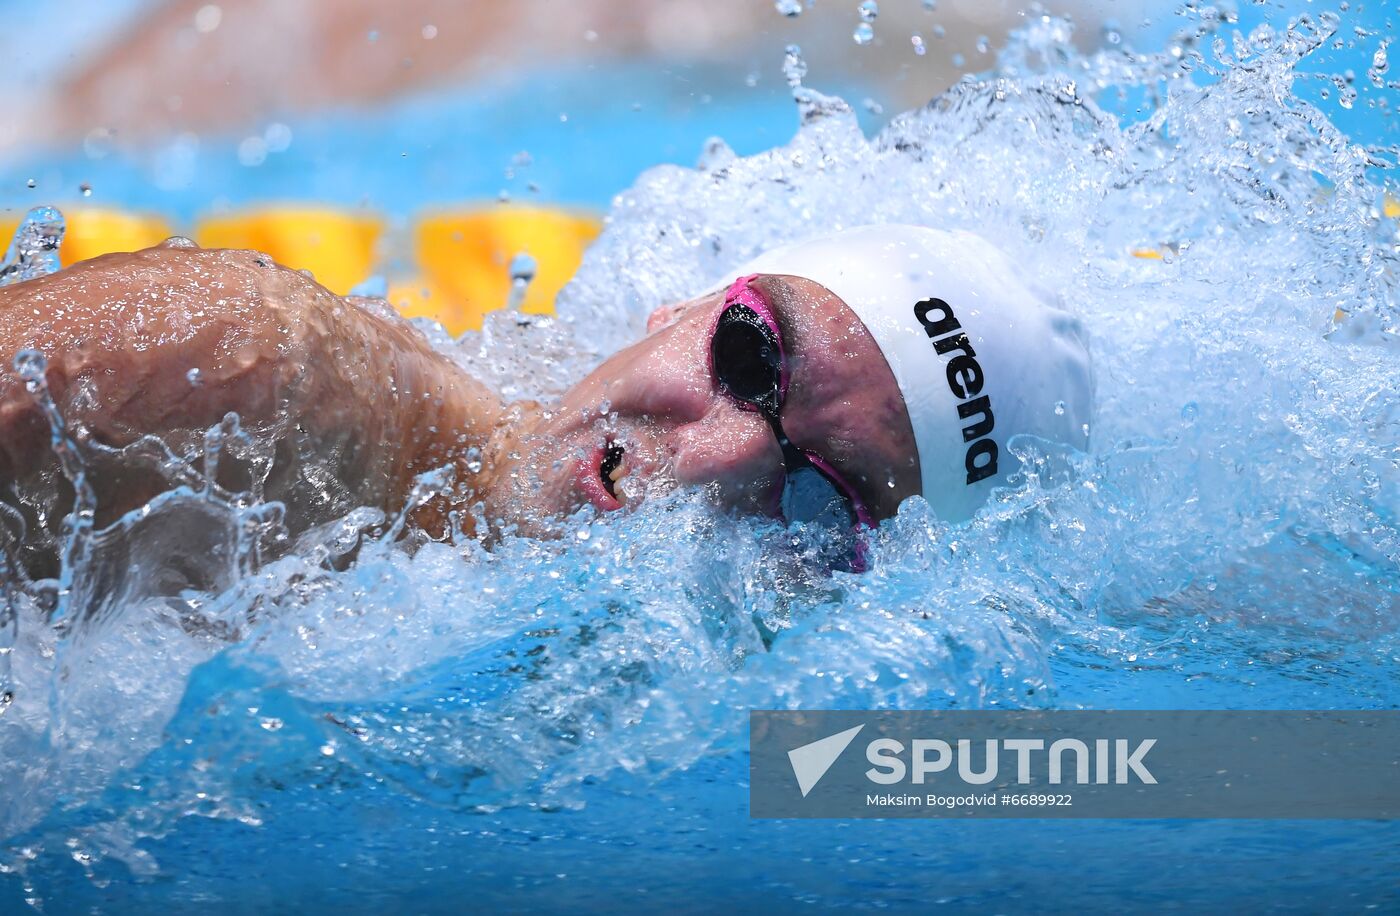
[484,275,921,531]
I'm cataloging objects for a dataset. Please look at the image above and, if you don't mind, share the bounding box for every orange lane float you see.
[0,207,174,268]
[391,205,602,335]
[196,206,385,297]
[6,202,596,334]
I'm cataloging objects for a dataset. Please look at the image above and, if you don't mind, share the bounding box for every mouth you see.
[578,438,631,511]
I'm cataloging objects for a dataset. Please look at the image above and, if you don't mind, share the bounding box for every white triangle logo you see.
[787,724,865,798]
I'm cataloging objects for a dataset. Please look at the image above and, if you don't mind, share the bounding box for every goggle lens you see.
[710,304,781,409]
[709,282,871,572]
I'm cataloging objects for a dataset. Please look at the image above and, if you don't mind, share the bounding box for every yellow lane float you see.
[0,207,173,267]
[4,202,593,334]
[391,205,601,334]
[196,206,384,297]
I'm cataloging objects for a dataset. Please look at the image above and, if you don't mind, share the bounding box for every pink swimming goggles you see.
[709,275,872,571]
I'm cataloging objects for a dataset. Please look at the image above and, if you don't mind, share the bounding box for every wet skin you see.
[490,274,921,532]
[0,244,919,572]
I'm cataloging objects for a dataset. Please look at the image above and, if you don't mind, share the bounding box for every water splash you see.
[782,43,808,90]
[779,43,854,124]
[11,350,96,627]
[2,3,1399,897]
[0,208,64,287]
[504,250,537,311]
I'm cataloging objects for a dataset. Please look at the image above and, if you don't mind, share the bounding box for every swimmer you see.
[0,225,1091,576]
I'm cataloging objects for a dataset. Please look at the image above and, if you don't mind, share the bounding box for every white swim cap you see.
[725,224,1092,522]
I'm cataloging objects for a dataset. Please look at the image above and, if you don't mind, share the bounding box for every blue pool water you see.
[2,3,1399,912]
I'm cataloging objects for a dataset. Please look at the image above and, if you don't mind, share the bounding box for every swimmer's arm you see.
[0,242,504,546]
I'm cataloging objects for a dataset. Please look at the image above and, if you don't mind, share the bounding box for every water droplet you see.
[1054,400,1066,416]
[1180,401,1199,423]
[187,368,203,386]
[194,4,222,33]
[465,446,483,474]
[774,0,803,17]
[264,122,293,152]
[509,252,537,285]
[13,349,46,384]
[79,183,92,197]
[698,136,736,170]
[853,23,874,45]
[25,179,34,189]
[862,97,884,115]
[783,44,807,89]
[421,23,438,40]
[366,29,379,43]
[576,529,591,542]
[238,136,267,167]
[932,24,945,39]
[0,207,65,287]
[921,0,936,9]
[1369,40,1390,88]
[857,0,878,23]
[83,128,114,160]
[911,35,926,55]
[976,35,991,54]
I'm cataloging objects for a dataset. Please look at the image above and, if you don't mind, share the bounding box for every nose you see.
[668,400,785,515]
[592,322,716,424]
